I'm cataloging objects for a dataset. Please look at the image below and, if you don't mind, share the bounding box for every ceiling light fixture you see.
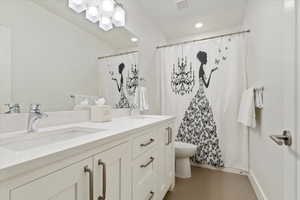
[68,0,126,31]
[195,22,203,29]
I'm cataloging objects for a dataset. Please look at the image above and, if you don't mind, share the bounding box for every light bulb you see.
[86,5,100,23]
[112,6,125,27]
[99,16,113,31]
[69,0,87,13]
[102,16,111,25]
[114,11,122,21]
[102,0,114,12]
[87,6,98,17]
[73,0,83,5]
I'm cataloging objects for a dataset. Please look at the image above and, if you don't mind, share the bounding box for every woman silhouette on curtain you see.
[112,63,130,108]
[177,51,224,168]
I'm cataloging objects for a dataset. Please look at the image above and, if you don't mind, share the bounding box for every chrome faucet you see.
[129,102,138,116]
[27,104,48,133]
[4,104,21,114]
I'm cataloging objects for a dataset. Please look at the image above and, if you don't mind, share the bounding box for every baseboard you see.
[191,163,248,176]
[248,170,268,200]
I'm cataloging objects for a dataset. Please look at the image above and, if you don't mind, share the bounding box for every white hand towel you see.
[238,88,256,128]
[133,88,139,107]
[139,86,149,112]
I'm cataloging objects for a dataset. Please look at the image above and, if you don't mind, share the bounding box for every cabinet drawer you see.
[133,149,158,185]
[132,130,157,158]
[133,172,157,200]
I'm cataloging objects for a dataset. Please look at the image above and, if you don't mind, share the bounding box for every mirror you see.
[98,51,140,109]
[0,0,139,113]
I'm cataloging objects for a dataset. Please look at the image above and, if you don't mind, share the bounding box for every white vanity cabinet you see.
[1,143,131,200]
[9,158,93,200]
[131,123,175,200]
[0,118,175,200]
[156,124,175,200]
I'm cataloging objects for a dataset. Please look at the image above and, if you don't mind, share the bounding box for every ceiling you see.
[30,0,138,50]
[137,0,248,40]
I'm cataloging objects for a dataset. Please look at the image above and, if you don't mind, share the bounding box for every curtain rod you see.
[98,50,139,60]
[156,30,251,49]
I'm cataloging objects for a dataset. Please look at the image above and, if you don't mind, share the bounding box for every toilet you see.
[175,142,197,179]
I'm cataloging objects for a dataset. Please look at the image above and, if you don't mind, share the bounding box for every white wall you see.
[166,26,243,44]
[0,0,114,112]
[243,0,285,199]
[0,26,11,109]
[298,2,300,199]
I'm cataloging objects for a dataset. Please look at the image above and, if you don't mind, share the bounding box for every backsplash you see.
[0,109,130,134]
[0,111,89,134]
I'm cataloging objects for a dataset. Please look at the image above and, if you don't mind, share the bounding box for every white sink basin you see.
[129,115,160,120]
[0,127,105,152]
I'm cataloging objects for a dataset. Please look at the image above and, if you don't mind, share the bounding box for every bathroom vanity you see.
[0,115,175,200]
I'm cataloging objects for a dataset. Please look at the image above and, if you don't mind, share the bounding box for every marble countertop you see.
[0,115,175,179]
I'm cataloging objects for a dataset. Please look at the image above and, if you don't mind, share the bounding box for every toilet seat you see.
[175,142,197,158]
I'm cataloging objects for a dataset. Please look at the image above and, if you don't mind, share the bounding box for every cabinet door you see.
[94,142,130,200]
[165,124,175,187]
[10,158,93,200]
[157,124,175,199]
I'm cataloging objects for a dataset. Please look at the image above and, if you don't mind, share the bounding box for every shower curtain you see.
[98,52,139,108]
[160,35,248,171]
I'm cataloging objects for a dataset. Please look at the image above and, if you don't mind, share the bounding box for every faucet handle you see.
[29,104,41,112]
[4,104,13,114]
[13,104,21,113]
[4,104,21,114]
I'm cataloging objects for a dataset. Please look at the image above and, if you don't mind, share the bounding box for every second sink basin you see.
[129,115,160,120]
[0,127,105,152]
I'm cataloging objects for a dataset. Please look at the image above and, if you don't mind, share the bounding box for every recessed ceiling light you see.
[131,37,138,42]
[195,22,203,29]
